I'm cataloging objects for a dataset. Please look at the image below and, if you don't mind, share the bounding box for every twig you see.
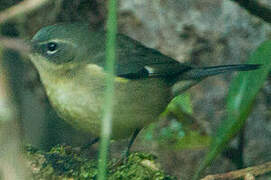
[201,161,271,180]
[0,37,30,55]
[0,0,51,24]
[0,45,30,180]
[231,0,271,24]
[244,174,255,180]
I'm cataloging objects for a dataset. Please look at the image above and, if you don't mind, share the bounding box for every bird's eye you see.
[46,42,58,54]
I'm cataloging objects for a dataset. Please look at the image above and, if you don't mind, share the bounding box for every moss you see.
[25,145,176,180]
[109,152,175,180]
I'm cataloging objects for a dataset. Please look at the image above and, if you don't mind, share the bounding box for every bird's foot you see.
[110,149,130,169]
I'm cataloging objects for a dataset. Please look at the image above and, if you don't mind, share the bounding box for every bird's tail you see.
[171,64,260,95]
[180,64,261,80]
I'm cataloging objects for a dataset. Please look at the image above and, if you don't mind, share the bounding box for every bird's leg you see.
[81,137,100,150]
[123,128,141,158]
[111,129,141,168]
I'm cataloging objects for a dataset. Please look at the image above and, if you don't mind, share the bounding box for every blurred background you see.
[0,0,271,179]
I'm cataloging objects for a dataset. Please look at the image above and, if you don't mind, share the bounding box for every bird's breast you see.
[40,68,170,139]
[45,79,103,136]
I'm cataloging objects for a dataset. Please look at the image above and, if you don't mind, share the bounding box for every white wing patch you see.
[144,66,155,74]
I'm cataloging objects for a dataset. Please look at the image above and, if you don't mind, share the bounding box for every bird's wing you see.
[115,34,191,79]
[89,34,191,80]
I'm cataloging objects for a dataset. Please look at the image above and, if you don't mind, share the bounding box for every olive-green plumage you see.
[29,23,259,139]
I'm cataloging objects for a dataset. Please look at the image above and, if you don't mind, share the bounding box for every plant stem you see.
[97,0,117,180]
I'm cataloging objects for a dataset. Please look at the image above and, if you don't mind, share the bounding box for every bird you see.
[29,23,260,155]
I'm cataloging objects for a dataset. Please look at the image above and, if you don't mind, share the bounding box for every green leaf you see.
[162,92,193,118]
[175,131,210,150]
[193,40,271,180]
[170,93,193,114]
[144,92,210,150]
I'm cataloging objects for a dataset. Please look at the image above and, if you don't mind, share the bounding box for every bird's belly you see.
[45,79,170,139]
[111,79,170,139]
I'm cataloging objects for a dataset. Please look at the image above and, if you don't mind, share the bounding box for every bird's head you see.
[29,23,105,76]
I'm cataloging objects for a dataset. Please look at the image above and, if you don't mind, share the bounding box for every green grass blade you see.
[98,0,117,180]
[193,40,271,180]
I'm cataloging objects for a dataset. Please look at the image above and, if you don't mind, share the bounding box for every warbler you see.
[29,23,259,151]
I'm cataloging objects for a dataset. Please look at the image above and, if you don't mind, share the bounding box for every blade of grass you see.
[97,0,117,180]
[193,40,271,180]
